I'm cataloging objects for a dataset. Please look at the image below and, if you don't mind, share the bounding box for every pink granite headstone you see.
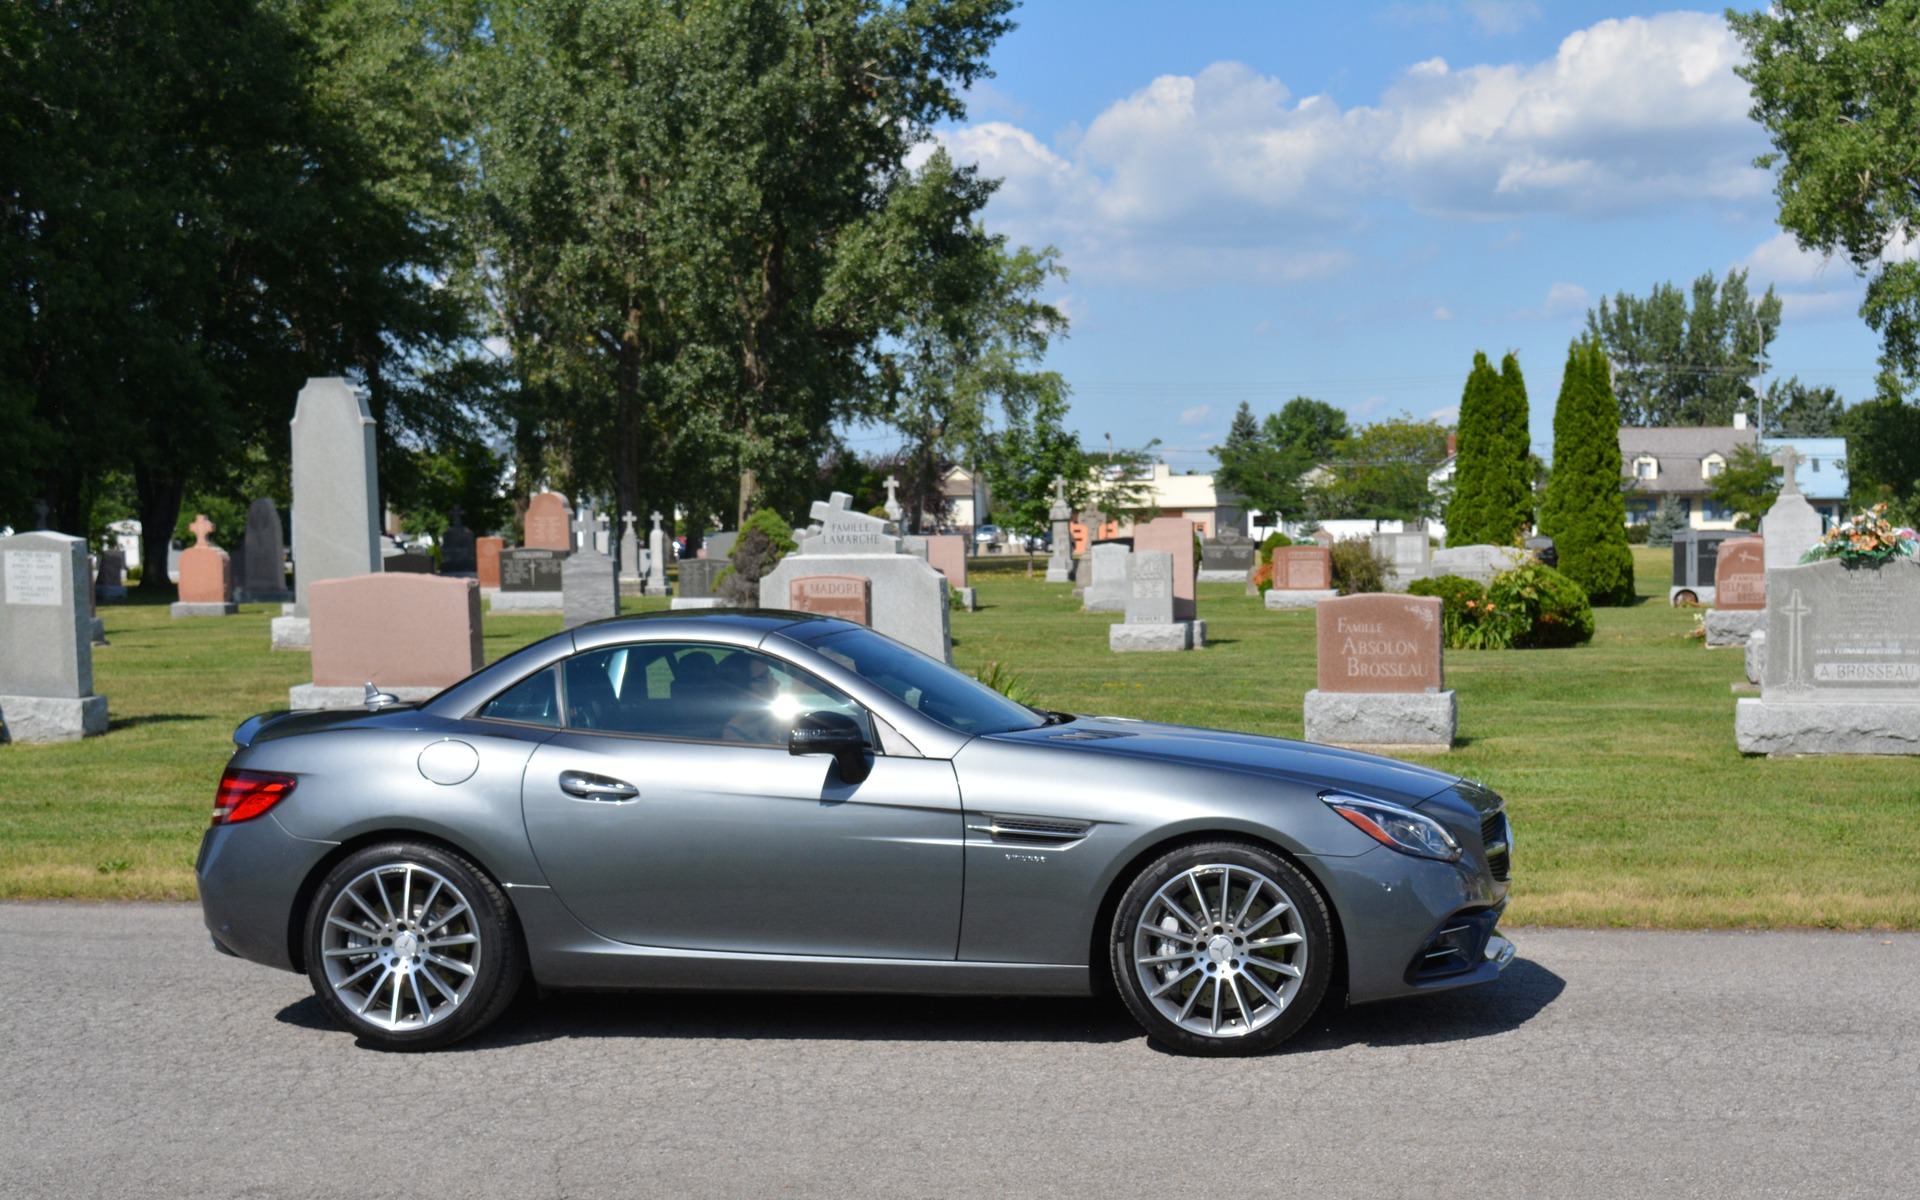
[1275,545,1332,590]
[1315,594,1443,694]
[790,575,872,624]
[523,492,571,551]
[476,536,504,589]
[1713,537,1766,610]
[1130,517,1196,620]
[925,535,968,589]
[309,574,482,688]
[176,515,233,603]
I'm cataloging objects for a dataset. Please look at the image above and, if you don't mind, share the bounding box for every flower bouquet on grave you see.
[1798,504,1920,566]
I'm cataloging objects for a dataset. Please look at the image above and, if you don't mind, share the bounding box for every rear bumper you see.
[197,815,338,972]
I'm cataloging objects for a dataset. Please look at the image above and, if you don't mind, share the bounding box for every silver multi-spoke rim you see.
[1133,863,1307,1038]
[320,863,480,1033]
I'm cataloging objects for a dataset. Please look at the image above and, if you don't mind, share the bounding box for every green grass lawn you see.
[5,548,1916,930]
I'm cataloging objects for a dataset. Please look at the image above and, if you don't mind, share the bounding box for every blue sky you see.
[890,1,1890,471]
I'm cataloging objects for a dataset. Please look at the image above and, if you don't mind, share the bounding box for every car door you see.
[518,641,964,960]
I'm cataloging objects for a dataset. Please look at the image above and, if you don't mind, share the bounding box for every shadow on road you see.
[275,956,1565,1054]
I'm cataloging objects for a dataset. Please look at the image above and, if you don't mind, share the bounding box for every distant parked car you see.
[198,610,1516,1056]
[972,523,1002,546]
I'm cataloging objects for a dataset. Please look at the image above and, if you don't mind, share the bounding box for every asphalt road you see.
[2,903,1916,1199]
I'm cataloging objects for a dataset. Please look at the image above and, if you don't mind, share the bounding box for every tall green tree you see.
[1445,352,1532,544]
[1763,376,1845,436]
[1731,1,1920,397]
[1707,443,1782,531]
[1212,400,1310,524]
[1539,341,1635,605]
[1838,397,1920,523]
[1584,269,1781,426]
[1314,416,1452,523]
[1265,396,1350,461]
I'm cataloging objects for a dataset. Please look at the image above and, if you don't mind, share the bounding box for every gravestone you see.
[1524,535,1557,568]
[618,512,643,594]
[1304,593,1454,750]
[1373,530,1432,589]
[1735,557,1920,755]
[476,537,504,591]
[1427,544,1527,587]
[1045,477,1075,584]
[1705,537,1767,648]
[644,512,672,597]
[94,551,127,603]
[239,499,290,602]
[292,574,483,710]
[925,534,974,610]
[1198,526,1257,583]
[559,505,618,630]
[790,575,872,624]
[1131,517,1198,623]
[1671,528,1738,607]
[524,492,571,551]
[670,557,726,610]
[1083,542,1132,613]
[1761,446,1825,572]
[0,532,109,742]
[1110,551,1196,652]
[760,492,951,661]
[1265,546,1338,610]
[275,378,381,651]
[383,550,434,574]
[441,506,477,576]
[490,548,566,612]
[704,530,738,563]
[172,515,238,617]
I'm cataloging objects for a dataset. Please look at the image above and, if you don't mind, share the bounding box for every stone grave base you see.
[1303,689,1455,751]
[955,587,977,612]
[0,694,109,744]
[95,585,127,602]
[1745,631,1766,685]
[1110,621,1196,652]
[1197,569,1249,584]
[236,588,292,604]
[617,577,644,597]
[1735,698,1920,756]
[642,583,673,597]
[290,683,445,712]
[171,602,238,618]
[481,587,500,600]
[1265,588,1338,610]
[489,591,564,613]
[670,598,726,610]
[1704,608,1764,648]
[1083,594,1125,614]
[1045,564,1074,584]
[270,615,310,651]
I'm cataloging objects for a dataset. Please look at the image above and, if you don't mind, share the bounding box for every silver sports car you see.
[199,610,1515,1055]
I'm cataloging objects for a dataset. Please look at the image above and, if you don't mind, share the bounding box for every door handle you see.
[559,770,640,801]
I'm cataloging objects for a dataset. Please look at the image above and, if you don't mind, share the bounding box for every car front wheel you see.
[303,841,524,1051]
[1111,841,1332,1056]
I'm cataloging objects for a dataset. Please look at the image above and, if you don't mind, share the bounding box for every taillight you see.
[212,769,296,826]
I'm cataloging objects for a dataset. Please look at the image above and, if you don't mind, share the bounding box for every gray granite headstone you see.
[1110,550,1194,652]
[0,532,108,742]
[1428,544,1527,586]
[645,512,672,596]
[1046,476,1075,583]
[240,498,290,601]
[761,492,951,661]
[491,547,565,612]
[561,547,618,630]
[705,531,738,562]
[1198,527,1257,583]
[1373,530,1431,587]
[1761,446,1825,572]
[288,378,380,614]
[678,558,723,600]
[1083,543,1132,613]
[1671,528,1738,606]
[94,550,127,602]
[1736,557,1920,755]
[618,512,642,588]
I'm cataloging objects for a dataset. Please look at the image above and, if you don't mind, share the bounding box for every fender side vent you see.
[968,814,1092,843]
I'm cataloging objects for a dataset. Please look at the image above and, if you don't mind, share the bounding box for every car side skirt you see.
[511,886,1089,996]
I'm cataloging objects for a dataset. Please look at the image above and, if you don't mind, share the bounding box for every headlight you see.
[1321,791,1461,862]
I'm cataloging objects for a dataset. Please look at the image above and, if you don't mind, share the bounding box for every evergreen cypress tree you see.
[1444,352,1502,544]
[1497,353,1535,538]
[1540,341,1635,605]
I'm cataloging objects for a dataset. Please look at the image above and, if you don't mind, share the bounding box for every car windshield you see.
[809,627,1047,736]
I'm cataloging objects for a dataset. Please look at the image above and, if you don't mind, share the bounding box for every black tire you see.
[1109,841,1332,1057]
[303,841,525,1051]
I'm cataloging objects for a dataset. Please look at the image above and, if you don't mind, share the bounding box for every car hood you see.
[983,714,1461,808]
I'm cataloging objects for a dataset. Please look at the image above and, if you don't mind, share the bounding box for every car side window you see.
[559,643,869,747]
[478,666,561,727]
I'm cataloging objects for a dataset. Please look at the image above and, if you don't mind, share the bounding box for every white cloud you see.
[1510,281,1589,320]
[934,13,1765,285]
[1433,306,1454,321]
[1427,404,1463,423]
[1464,1,1539,36]
[1178,404,1213,426]
[1736,232,1864,322]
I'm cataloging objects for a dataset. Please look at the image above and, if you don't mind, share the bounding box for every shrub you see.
[1490,561,1595,648]
[1257,531,1292,559]
[1330,537,1388,595]
[717,508,797,607]
[1251,560,1275,594]
[1625,523,1649,544]
[1646,496,1688,548]
[1408,574,1488,647]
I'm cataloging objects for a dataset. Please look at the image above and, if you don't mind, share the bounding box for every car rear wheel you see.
[303,841,524,1051]
[1110,842,1332,1057]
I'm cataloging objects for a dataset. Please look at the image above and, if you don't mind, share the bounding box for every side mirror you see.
[789,711,872,784]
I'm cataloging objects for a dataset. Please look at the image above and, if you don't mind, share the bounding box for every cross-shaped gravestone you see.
[1051,476,1066,505]
[623,511,637,533]
[572,502,597,550]
[650,511,664,531]
[190,514,215,548]
[1772,445,1804,497]
[809,492,855,524]
[449,504,465,529]
[883,475,903,522]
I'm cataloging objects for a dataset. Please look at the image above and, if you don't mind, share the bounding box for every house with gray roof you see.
[1619,423,1757,531]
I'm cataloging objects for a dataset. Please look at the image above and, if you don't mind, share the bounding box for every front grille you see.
[1481,811,1511,882]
